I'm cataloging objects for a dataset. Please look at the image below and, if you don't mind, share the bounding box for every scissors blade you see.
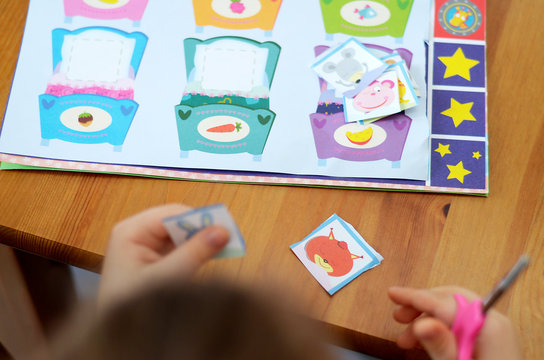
[482,255,529,313]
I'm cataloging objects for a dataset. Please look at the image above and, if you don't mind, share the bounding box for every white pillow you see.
[193,39,269,93]
[60,29,136,83]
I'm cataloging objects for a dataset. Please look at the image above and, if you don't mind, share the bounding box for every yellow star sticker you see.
[435,143,452,157]
[438,47,480,81]
[441,98,476,127]
[472,151,482,159]
[447,161,472,184]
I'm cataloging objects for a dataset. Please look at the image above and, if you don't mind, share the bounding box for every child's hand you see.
[98,204,229,309]
[388,286,522,360]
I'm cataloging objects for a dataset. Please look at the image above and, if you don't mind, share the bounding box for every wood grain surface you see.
[0,1,542,359]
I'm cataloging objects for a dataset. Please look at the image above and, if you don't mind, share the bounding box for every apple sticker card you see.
[163,204,246,259]
[311,38,388,98]
[290,214,383,295]
[343,70,401,123]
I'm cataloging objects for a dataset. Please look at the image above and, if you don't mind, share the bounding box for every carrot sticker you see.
[207,122,242,133]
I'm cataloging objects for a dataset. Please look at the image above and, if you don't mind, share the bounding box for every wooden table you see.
[1,1,542,359]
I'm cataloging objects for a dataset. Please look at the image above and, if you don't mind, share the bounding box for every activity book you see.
[0,0,488,195]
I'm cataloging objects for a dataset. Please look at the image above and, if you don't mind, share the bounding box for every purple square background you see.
[432,90,486,136]
[431,138,486,189]
[433,43,486,88]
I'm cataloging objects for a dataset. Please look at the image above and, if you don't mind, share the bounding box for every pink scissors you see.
[452,255,529,360]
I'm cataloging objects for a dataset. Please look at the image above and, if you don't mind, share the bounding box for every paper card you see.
[311,38,388,97]
[343,70,401,123]
[162,204,246,259]
[381,52,404,67]
[392,62,419,110]
[430,138,486,189]
[290,214,383,295]
[381,53,421,98]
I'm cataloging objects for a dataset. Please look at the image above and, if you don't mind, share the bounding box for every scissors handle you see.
[452,294,486,360]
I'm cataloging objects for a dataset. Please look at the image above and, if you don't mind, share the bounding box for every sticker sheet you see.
[291,214,382,295]
[428,0,487,192]
[0,0,488,195]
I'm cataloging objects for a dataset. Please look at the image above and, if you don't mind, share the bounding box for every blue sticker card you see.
[290,214,383,295]
[163,204,246,259]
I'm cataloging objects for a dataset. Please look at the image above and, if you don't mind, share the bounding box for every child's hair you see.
[49,280,332,360]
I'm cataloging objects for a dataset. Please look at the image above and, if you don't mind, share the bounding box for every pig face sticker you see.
[343,70,401,123]
[353,79,396,113]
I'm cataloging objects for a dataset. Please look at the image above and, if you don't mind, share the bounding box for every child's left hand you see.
[388,286,522,360]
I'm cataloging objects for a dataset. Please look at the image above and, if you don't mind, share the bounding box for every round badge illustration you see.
[438,0,482,36]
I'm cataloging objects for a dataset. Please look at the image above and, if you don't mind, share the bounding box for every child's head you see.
[50,280,333,360]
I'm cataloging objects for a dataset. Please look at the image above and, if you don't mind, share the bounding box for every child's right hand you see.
[388,286,522,360]
[98,204,230,310]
